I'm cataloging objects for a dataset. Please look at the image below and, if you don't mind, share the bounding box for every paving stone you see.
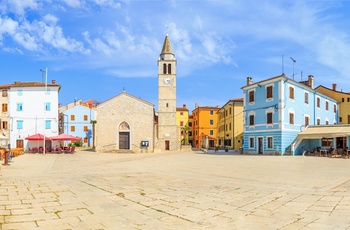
[2,150,350,229]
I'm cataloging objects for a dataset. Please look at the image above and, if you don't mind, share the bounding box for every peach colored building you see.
[192,105,219,148]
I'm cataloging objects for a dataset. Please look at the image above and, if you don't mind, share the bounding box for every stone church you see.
[95,34,180,153]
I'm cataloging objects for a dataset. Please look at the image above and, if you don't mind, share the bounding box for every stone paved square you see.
[1,150,350,229]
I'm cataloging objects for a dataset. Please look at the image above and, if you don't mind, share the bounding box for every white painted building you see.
[8,81,60,150]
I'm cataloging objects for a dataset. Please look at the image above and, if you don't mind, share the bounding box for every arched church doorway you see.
[118,121,130,150]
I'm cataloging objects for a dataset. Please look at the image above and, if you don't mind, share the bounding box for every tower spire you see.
[160,34,174,60]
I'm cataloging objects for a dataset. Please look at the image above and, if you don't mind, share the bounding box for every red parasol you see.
[25,133,51,140]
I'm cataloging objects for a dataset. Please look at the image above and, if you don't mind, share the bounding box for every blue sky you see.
[1,0,350,112]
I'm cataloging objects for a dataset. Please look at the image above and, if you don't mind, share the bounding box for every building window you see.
[166,103,168,108]
[304,92,309,104]
[322,138,333,147]
[334,104,337,113]
[266,112,273,124]
[325,101,329,111]
[317,118,320,125]
[266,86,273,99]
[84,137,88,143]
[189,122,192,127]
[17,103,23,111]
[18,89,23,95]
[342,98,345,102]
[71,126,75,132]
[229,107,232,115]
[2,103,8,112]
[209,130,214,136]
[168,64,171,74]
[305,116,309,126]
[209,119,214,125]
[249,91,255,103]
[45,102,51,111]
[180,121,184,126]
[289,113,294,124]
[163,63,166,74]
[180,112,183,115]
[2,90,8,97]
[249,137,254,148]
[340,117,343,123]
[70,115,75,121]
[46,88,50,95]
[267,137,273,149]
[325,120,329,125]
[45,120,51,129]
[17,120,23,129]
[84,115,88,121]
[317,97,320,108]
[249,115,254,126]
[289,87,294,100]
[210,110,214,115]
[2,121,8,130]
[348,98,350,102]
[84,126,88,132]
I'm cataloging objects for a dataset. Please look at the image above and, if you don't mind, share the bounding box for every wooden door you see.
[119,132,130,149]
[16,140,23,148]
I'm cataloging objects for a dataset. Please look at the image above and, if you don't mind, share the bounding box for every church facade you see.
[95,34,180,153]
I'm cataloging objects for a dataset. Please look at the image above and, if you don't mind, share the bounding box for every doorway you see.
[258,137,263,154]
[16,139,23,148]
[336,137,346,149]
[119,132,130,149]
[165,140,170,150]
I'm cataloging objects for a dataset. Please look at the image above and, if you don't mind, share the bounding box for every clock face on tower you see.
[163,76,171,85]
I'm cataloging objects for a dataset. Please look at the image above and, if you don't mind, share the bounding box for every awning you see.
[298,125,350,139]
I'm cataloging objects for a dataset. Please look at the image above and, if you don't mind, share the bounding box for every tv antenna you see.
[40,69,46,83]
[290,57,296,80]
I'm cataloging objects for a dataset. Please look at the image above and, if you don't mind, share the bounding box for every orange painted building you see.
[192,105,220,148]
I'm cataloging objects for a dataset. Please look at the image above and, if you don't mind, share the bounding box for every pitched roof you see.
[97,91,154,108]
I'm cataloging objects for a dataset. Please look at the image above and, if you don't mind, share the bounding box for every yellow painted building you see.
[188,114,193,146]
[217,98,244,151]
[176,104,189,145]
[192,105,219,148]
[316,84,350,124]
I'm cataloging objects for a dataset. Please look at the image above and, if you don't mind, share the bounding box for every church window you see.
[166,103,169,108]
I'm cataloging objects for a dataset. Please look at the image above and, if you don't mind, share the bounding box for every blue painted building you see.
[242,74,338,155]
[59,100,97,147]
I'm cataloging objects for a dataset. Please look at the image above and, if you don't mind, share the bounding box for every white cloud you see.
[93,0,121,9]
[43,14,59,25]
[2,0,39,15]
[0,17,18,38]
[62,0,82,8]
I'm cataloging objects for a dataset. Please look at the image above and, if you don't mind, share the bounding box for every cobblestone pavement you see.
[1,150,350,229]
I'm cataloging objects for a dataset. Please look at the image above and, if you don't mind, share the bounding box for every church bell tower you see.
[156,34,180,151]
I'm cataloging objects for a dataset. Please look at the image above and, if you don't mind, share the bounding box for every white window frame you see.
[267,136,273,149]
[249,137,255,148]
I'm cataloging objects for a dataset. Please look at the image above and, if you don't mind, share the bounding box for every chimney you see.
[58,103,61,108]
[308,75,314,89]
[52,80,56,84]
[183,104,186,108]
[247,77,253,86]
[195,103,198,108]
[332,83,337,91]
